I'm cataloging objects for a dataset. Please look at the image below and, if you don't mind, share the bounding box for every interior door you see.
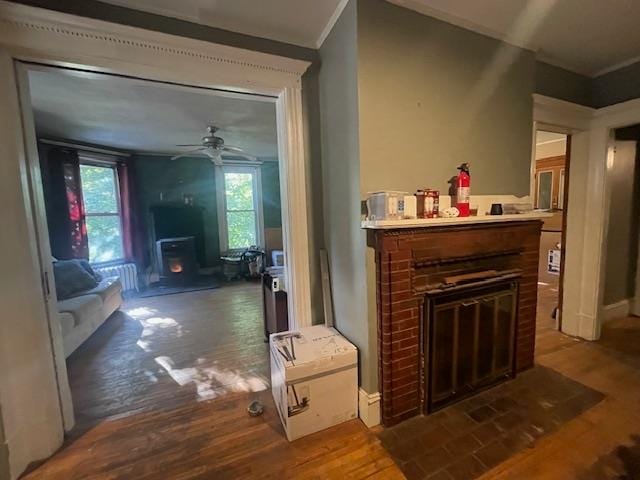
[15,62,75,430]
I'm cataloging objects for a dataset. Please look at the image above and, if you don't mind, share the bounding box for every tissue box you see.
[270,325,358,441]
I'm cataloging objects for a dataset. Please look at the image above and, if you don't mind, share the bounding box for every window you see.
[217,165,263,252]
[536,170,554,210]
[79,163,124,263]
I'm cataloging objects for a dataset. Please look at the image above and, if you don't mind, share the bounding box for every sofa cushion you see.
[58,311,75,336]
[82,277,122,302]
[79,260,102,282]
[53,260,98,300]
[58,294,103,327]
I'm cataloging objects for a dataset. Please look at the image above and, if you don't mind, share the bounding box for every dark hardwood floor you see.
[25,282,402,480]
[66,282,270,433]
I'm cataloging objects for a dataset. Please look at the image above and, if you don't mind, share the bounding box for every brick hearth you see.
[367,221,543,426]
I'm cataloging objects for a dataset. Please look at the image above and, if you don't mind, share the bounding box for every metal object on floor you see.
[247,400,264,417]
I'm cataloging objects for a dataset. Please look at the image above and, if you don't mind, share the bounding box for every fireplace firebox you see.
[156,236,197,285]
[425,278,518,412]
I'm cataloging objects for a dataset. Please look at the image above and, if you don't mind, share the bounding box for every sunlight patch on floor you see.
[154,355,269,399]
[136,317,185,347]
[123,306,158,319]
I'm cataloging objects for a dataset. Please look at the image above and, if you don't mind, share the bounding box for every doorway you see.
[1,6,313,476]
[20,62,293,434]
[533,130,570,337]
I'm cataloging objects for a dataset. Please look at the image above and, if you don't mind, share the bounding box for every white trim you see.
[315,0,349,48]
[39,138,130,157]
[602,299,630,323]
[0,3,313,476]
[358,388,381,428]
[14,61,74,431]
[0,1,309,89]
[276,87,313,330]
[558,168,565,210]
[533,94,594,131]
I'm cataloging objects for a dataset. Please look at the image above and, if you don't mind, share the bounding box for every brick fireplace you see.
[367,220,542,426]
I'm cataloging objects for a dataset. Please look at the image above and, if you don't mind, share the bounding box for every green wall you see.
[593,62,640,108]
[534,61,593,107]
[358,0,535,197]
[260,161,283,229]
[320,0,542,394]
[319,0,372,390]
[133,155,281,268]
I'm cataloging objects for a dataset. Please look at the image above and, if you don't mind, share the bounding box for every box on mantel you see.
[269,325,358,441]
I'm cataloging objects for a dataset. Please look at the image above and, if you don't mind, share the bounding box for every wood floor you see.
[24,282,403,480]
[24,270,640,479]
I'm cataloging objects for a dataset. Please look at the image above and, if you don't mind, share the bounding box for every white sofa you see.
[57,276,123,357]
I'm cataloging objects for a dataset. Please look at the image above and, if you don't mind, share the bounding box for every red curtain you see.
[63,160,89,259]
[117,162,145,266]
[39,146,88,260]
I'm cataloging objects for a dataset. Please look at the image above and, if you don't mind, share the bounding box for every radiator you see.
[93,263,138,292]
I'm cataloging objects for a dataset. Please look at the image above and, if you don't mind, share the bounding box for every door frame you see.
[534,94,640,340]
[0,1,313,472]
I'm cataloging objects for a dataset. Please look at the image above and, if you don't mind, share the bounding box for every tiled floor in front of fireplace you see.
[377,366,604,480]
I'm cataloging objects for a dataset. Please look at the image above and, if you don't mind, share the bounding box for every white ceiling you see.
[388,0,640,76]
[27,67,278,157]
[101,0,344,49]
[535,131,566,159]
[100,0,640,76]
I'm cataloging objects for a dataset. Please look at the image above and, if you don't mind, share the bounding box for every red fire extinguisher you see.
[456,163,471,217]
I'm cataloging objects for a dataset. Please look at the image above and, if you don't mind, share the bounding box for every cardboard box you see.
[270,325,358,441]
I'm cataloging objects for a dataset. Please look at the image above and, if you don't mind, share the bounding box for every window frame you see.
[215,164,264,254]
[78,155,125,265]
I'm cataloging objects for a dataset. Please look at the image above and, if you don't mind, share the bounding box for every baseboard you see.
[358,388,381,428]
[602,299,630,323]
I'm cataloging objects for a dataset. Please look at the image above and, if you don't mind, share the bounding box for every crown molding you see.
[0,0,311,85]
[316,0,349,49]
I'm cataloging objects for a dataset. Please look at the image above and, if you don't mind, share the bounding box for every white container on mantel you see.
[362,211,553,229]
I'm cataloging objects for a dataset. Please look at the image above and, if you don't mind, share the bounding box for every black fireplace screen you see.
[425,280,518,412]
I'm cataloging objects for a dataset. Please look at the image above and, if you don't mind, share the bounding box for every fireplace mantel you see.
[367,219,544,426]
[362,211,552,229]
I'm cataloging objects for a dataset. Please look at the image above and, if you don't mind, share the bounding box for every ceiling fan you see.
[171,125,257,165]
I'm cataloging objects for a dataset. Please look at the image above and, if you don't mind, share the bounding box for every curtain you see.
[117,161,146,266]
[40,146,88,260]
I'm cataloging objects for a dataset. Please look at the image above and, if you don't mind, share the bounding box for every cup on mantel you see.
[490,203,503,215]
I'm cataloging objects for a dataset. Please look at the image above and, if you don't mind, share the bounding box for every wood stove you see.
[156,236,197,285]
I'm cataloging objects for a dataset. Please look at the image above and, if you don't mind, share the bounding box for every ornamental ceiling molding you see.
[0,0,310,87]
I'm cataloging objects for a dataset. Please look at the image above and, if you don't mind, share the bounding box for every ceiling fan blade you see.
[171,147,205,160]
[222,146,257,162]
[222,145,244,153]
[175,144,204,147]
